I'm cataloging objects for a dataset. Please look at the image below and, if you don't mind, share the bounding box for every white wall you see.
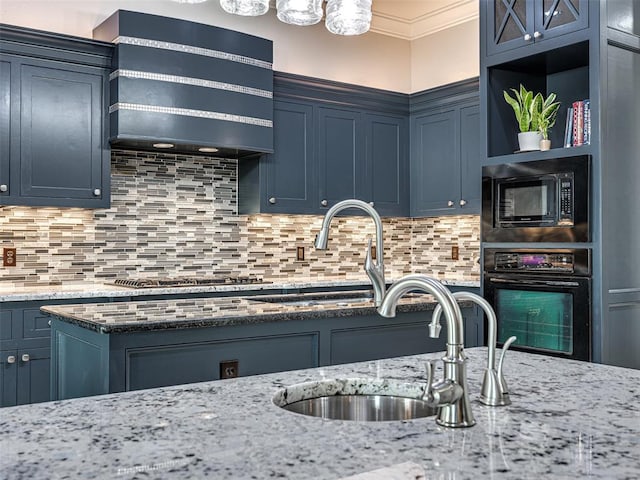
[0,0,413,93]
[411,18,479,92]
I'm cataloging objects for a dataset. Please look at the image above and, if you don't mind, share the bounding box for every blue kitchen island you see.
[41,290,481,401]
[0,347,638,479]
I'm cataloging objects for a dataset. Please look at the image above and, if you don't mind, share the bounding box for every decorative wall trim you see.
[109,103,273,128]
[0,24,113,68]
[114,36,273,70]
[410,77,479,114]
[273,72,479,117]
[273,71,409,116]
[110,69,273,98]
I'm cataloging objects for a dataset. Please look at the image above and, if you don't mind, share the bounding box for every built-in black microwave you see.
[482,156,591,242]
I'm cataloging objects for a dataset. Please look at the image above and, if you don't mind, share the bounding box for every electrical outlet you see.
[3,248,16,267]
[220,359,239,379]
[296,246,305,261]
[451,245,459,261]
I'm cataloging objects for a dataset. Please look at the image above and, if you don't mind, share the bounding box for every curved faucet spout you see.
[314,199,385,306]
[377,274,474,428]
[378,275,463,348]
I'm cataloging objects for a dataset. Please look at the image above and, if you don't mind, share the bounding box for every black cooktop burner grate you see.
[110,276,264,288]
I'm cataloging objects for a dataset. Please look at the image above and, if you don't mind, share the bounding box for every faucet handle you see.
[497,336,517,394]
[423,360,437,404]
[365,237,374,270]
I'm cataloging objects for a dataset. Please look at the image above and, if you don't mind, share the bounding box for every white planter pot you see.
[517,131,542,151]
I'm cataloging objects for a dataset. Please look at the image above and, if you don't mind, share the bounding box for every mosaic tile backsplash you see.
[0,150,480,287]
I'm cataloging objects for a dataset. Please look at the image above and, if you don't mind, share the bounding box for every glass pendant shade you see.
[325,0,372,35]
[276,0,323,26]
[220,0,269,16]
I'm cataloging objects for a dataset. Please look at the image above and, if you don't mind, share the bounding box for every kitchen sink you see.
[273,378,436,421]
[251,290,374,307]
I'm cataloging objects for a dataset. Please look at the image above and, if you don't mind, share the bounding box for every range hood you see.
[93,10,273,158]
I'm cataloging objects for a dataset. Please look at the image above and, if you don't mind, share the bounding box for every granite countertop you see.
[1,348,638,479]
[40,290,456,334]
[0,277,481,302]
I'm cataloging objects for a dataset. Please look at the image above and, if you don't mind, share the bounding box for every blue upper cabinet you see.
[365,113,409,217]
[93,10,273,158]
[0,26,112,208]
[484,0,589,59]
[411,110,459,216]
[239,73,409,217]
[255,100,316,213]
[317,107,366,210]
[410,79,480,217]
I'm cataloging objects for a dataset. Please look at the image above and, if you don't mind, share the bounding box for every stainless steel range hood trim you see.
[109,69,273,99]
[109,103,273,128]
[113,35,273,70]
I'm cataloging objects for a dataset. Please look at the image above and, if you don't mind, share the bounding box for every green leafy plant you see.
[503,84,536,133]
[534,92,561,140]
[503,85,561,139]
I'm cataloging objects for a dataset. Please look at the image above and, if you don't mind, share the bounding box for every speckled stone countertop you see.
[1,348,638,479]
[40,290,457,334]
[0,277,480,302]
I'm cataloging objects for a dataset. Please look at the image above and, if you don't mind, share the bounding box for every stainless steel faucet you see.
[378,274,475,428]
[314,199,385,307]
[430,291,516,407]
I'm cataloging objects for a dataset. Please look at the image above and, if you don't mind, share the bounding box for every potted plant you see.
[503,84,542,151]
[534,93,561,151]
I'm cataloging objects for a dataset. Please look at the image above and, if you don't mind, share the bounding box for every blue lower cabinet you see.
[49,307,477,401]
[0,347,50,407]
[330,321,445,365]
[0,298,113,407]
[0,350,18,406]
[50,320,321,400]
[126,333,319,391]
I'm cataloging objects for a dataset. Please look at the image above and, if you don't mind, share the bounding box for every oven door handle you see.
[488,278,580,287]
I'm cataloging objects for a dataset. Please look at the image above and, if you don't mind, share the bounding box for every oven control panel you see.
[494,252,574,273]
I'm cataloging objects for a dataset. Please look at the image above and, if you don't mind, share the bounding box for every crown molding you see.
[370,0,478,41]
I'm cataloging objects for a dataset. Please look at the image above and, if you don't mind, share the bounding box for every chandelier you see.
[219,0,373,35]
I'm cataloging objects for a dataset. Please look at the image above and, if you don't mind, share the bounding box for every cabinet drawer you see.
[0,310,12,341]
[22,308,51,340]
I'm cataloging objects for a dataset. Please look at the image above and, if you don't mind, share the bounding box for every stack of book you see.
[564,99,591,147]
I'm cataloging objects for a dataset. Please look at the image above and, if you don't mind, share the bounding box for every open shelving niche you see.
[486,40,592,163]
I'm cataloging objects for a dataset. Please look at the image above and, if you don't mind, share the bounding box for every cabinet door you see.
[459,104,481,213]
[0,60,11,199]
[410,110,459,216]
[263,100,316,213]
[604,301,640,369]
[0,350,18,407]
[19,62,105,204]
[16,346,50,405]
[365,113,409,217]
[486,0,534,56]
[317,107,365,210]
[533,0,588,42]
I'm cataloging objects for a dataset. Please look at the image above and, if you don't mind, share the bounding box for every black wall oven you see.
[482,156,591,242]
[483,248,591,361]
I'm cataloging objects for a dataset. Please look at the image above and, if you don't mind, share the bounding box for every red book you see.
[572,101,584,147]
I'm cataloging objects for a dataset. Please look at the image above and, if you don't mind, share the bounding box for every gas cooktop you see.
[110,276,265,289]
